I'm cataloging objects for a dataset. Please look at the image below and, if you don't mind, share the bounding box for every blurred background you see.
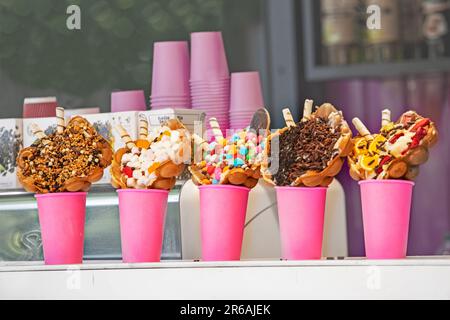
[0,0,449,257]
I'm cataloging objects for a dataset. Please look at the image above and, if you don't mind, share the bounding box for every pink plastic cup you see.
[190,32,229,81]
[275,187,327,260]
[230,120,250,125]
[191,94,230,101]
[230,112,255,117]
[190,86,230,93]
[230,72,264,111]
[230,120,251,124]
[191,105,226,111]
[230,117,253,122]
[191,100,229,106]
[193,105,228,110]
[151,100,191,107]
[190,83,230,91]
[151,105,191,110]
[151,102,191,107]
[117,189,169,263]
[152,105,190,110]
[192,109,229,114]
[199,185,250,261]
[152,41,190,97]
[191,94,230,100]
[111,90,147,112]
[35,192,87,265]
[190,78,230,85]
[151,96,190,101]
[359,180,414,259]
[151,104,191,109]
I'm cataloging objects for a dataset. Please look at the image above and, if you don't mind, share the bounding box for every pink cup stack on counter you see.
[190,31,231,130]
[229,71,265,129]
[150,41,191,109]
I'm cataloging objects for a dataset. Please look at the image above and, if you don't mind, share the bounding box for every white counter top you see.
[1,257,450,299]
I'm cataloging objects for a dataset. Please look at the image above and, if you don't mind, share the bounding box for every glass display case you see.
[0,184,183,261]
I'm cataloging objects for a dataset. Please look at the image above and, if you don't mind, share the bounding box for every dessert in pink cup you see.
[16,108,112,265]
[111,115,191,262]
[262,100,352,260]
[349,109,438,259]
[189,114,269,261]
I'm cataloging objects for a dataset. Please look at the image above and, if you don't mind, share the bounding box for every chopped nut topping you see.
[18,117,112,193]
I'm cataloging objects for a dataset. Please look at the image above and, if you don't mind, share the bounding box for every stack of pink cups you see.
[190,31,230,130]
[150,41,191,109]
[229,72,265,129]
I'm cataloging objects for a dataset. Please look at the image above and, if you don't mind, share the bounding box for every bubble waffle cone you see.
[348,110,438,181]
[111,118,189,190]
[261,102,353,187]
[188,113,269,189]
[17,115,113,193]
[189,163,262,189]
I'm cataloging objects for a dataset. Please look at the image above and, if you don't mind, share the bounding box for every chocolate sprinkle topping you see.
[270,118,340,186]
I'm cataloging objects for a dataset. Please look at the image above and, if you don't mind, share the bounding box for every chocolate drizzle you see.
[270,118,340,186]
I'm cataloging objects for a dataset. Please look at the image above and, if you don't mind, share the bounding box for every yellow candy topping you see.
[136,139,150,149]
[148,162,161,174]
[360,154,380,172]
[381,122,395,133]
[368,135,387,155]
[354,138,369,156]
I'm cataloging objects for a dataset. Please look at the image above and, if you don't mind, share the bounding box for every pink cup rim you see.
[198,184,250,192]
[112,89,144,95]
[154,40,188,46]
[231,71,260,77]
[191,31,222,36]
[275,186,328,191]
[358,179,415,186]
[35,192,87,199]
[117,189,170,194]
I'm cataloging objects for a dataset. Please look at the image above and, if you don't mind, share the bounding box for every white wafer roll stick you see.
[138,114,149,139]
[282,108,296,127]
[116,124,136,149]
[352,118,372,138]
[209,117,224,142]
[30,123,50,144]
[192,133,209,151]
[381,109,391,127]
[303,99,313,120]
[56,107,65,134]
